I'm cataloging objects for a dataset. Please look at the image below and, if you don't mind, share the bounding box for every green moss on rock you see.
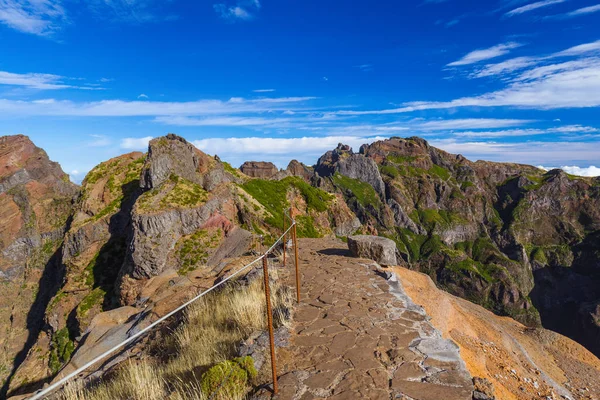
[138,174,208,213]
[49,328,75,375]
[176,229,222,275]
[77,287,107,318]
[241,176,333,230]
[332,173,381,208]
[409,209,465,232]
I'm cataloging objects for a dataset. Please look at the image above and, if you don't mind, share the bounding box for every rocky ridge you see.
[0,135,77,397]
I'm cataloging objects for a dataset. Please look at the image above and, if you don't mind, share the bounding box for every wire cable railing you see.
[28,213,299,399]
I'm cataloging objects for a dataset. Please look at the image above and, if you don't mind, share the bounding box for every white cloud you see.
[505,0,566,17]
[416,118,534,130]
[121,136,153,150]
[0,0,67,36]
[553,40,600,57]
[178,135,600,170]
[562,4,600,18]
[429,139,600,165]
[214,0,260,21]
[447,42,522,66]
[451,125,599,138]
[0,70,68,89]
[0,96,318,117]
[70,169,80,175]
[0,70,103,90]
[469,40,600,79]
[155,115,294,127]
[537,165,600,176]
[253,89,275,93]
[192,136,387,157]
[138,93,149,99]
[471,57,539,78]
[339,56,600,114]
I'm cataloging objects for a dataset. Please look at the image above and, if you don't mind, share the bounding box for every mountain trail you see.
[255,237,473,400]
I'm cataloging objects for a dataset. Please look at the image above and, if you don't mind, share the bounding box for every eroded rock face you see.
[240,161,279,179]
[348,235,400,266]
[0,135,77,396]
[119,135,244,294]
[315,143,386,198]
[140,134,222,190]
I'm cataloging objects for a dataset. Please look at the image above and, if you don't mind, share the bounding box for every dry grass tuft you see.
[57,262,293,400]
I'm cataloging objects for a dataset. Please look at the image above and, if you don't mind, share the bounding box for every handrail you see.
[28,222,297,400]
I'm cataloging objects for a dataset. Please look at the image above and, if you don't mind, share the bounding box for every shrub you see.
[200,357,257,400]
[49,328,75,374]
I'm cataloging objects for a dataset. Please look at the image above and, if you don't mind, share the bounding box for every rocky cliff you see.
[317,138,600,358]
[0,135,77,397]
[1,133,600,397]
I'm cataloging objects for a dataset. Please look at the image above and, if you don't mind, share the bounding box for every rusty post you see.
[292,214,300,304]
[282,210,287,267]
[262,255,278,394]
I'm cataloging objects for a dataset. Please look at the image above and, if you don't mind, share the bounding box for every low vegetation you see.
[332,173,381,208]
[49,328,75,375]
[59,268,293,400]
[241,176,333,233]
[138,174,208,213]
[176,229,223,275]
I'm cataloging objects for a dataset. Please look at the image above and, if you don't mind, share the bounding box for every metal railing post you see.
[262,255,278,394]
[292,218,300,304]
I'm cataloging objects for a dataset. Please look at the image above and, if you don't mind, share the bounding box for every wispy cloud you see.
[253,89,275,93]
[214,0,260,21]
[451,125,599,138]
[0,96,318,117]
[334,40,599,114]
[505,0,566,17]
[192,135,386,157]
[336,55,600,114]
[0,70,104,90]
[447,42,523,66]
[429,139,600,165]
[154,115,294,127]
[0,0,67,36]
[471,40,600,78]
[416,118,535,130]
[554,40,600,57]
[88,0,176,23]
[551,3,600,18]
[137,93,149,99]
[355,64,374,72]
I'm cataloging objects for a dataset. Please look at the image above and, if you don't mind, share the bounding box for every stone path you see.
[265,238,474,400]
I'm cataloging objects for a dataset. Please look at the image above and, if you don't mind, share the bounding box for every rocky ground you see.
[256,238,474,400]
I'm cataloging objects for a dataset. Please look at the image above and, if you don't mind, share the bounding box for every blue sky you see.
[1,0,600,181]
